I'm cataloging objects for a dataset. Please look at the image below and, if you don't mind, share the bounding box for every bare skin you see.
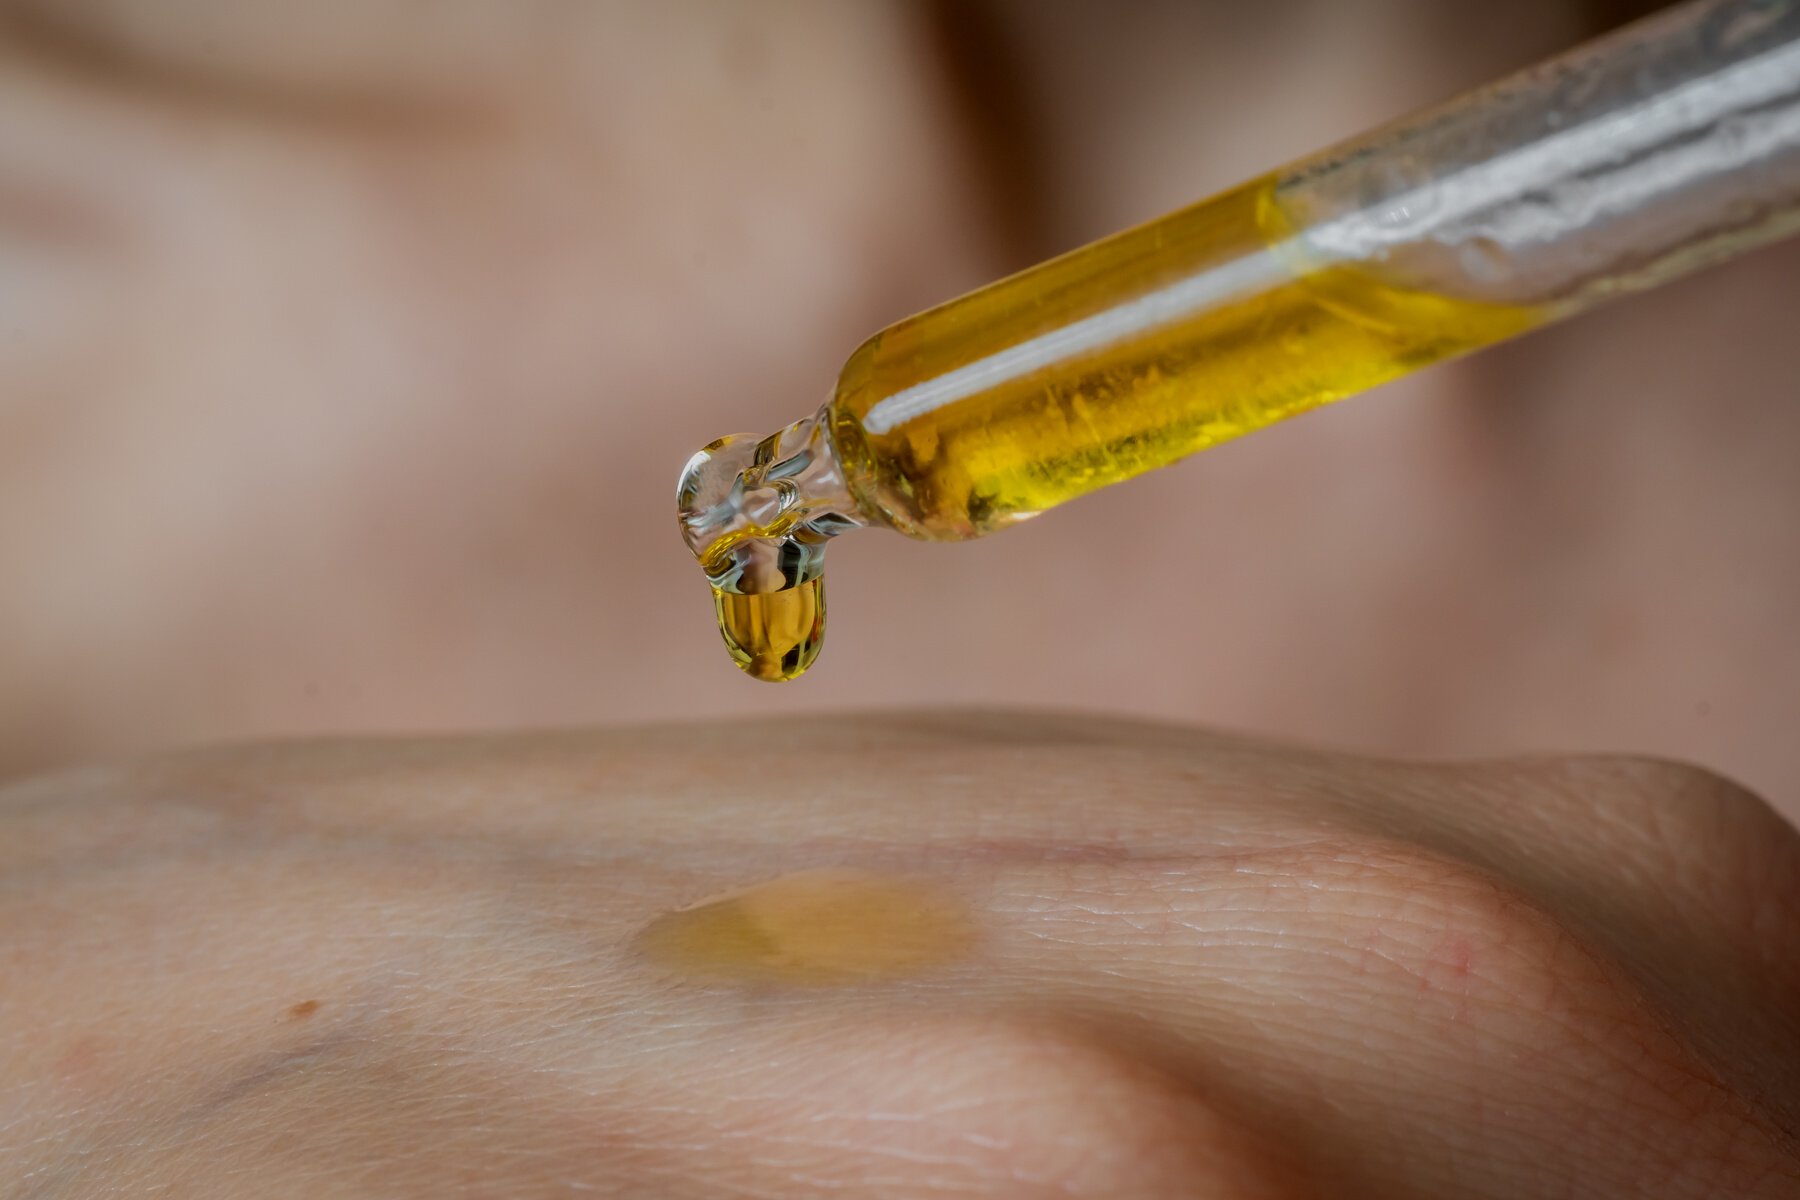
[3,0,1800,814]
[4,713,1798,1197]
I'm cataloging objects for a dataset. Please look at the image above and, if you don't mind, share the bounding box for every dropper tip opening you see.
[676,402,864,681]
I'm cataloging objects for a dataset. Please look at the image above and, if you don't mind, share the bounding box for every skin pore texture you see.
[3,0,1800,816]
[4,712,1799,1198]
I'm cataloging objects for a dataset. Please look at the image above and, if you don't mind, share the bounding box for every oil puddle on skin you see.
[636,868,976,986]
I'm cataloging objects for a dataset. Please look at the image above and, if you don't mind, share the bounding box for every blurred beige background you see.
[4,0,1798,817]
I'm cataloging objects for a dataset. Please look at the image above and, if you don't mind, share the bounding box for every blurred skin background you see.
[3,0,1798,816]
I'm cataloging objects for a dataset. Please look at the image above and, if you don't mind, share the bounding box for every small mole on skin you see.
[287,1000,321,1020]
[635,868,976,986]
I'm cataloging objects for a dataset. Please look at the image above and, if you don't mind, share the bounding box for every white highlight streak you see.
[858,37,1800,436]
[1308,35,1800,258]
[860,250,1286,435]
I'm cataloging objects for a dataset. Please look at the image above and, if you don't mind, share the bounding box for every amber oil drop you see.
[712,575,825,682]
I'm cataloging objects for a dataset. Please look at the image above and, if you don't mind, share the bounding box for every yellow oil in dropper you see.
[826,179,1536,542]
[679,179,1537,681]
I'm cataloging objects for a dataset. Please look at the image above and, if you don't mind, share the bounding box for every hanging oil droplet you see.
[712,575,826,682]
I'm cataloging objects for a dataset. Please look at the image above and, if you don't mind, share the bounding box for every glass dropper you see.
[678,0,1800,682]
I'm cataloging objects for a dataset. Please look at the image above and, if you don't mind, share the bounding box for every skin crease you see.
[3,712,1800,1197]
[2,0,1799,816]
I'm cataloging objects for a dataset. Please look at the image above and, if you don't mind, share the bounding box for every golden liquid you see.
[712,576,825,682]
[635,869,975,986]
[829,176,1541,539]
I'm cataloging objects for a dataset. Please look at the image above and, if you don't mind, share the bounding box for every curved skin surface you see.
[4,712,1797,1198]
